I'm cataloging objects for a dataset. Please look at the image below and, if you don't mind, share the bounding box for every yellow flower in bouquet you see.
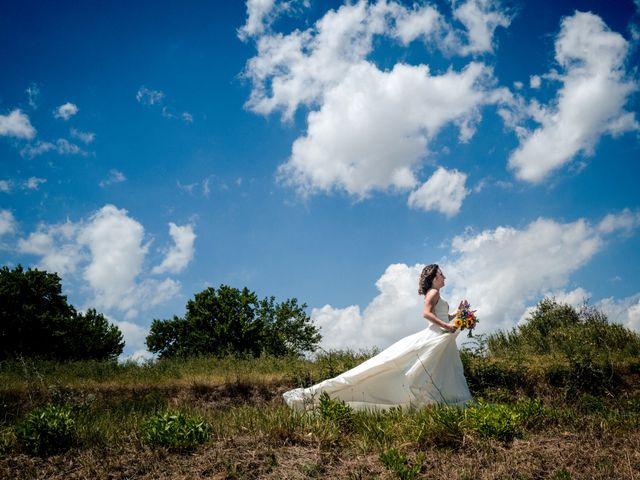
[455,300,478,337]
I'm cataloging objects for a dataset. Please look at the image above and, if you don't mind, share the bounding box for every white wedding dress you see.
[283,297,473,411]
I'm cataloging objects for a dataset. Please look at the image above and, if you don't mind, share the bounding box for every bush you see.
[16,404,76,455]
[142,410,211,451]
[466,401,522,442]
[379,448,424,480]
[318,392,353,431]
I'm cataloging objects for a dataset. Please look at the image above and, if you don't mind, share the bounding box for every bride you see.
[283,264,473,411]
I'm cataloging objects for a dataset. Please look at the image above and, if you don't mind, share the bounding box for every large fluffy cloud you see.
[243,0,511,206]
[508,11,639,182]
[78,206,149,311]
[0,109,36,140]
[278,61,505,198]
[312,211,639,350]
[244,0,508,119]
[15,205,192,319]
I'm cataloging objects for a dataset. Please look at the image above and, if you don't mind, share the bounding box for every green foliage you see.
[16,404,76,455]
[146,285,321,358]
[414,405,465,448]
[141,410,211,451]
[379,448,424,480]
[487,298,640,359]
[0,265,124,361]
[466,401,522,442]
[318,392,354,431]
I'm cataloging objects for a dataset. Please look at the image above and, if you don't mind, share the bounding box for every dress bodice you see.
[435,297,449,321]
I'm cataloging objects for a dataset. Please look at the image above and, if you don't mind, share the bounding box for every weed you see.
[141,410,210,451]
[379,447,424,480]
[466,401,522,442]
[16,403,76,456]
[319,391,354,431]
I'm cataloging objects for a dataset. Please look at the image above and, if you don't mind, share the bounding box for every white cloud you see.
[26,83,40,109]
[181,112,194,123]
[18,221,83,275]
[238,0,277,40]
[244,0,511,203]
[239,0,311,40]
[54,102,79,121]
[113,319,149,359]
[597,293,640,331]
[152,223,196,274]
[78,205,149,312]
[312,264,424,351]
[517,287,591,324]
[70,128,95,144]
[20,138,88,159]
[20,141,55,158]
[393,3,445,45]
[0,210,17,236]
[0,109,36,140]
[529,74,541,89]
[508,11,639,183]
[23,177,47,190]
[99,169,127,188]
[56,138,87,155]
[278,61,506,198]
[243,0,510,120]
[597,209,640,235]
[0,180,13,193]
[136,87,165,106]
[408,167,469,217]
[313,212,638,350]
[452,0,511,55]
[16,206,187,327]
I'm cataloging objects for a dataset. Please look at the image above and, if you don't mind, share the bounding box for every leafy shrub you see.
[16,404,76,455]
[318,392,353,431]
[464,358,528,395]
[466,401,522,442]
[379,448,424,480]
[487,298,640,360]
[512,397,548,428]
[142,410,211,451]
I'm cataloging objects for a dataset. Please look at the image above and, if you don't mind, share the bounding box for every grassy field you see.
[2,303,640,479]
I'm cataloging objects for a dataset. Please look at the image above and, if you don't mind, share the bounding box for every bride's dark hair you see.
[418,264,439,295]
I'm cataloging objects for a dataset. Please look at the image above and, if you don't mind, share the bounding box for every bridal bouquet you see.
[454,300,478,337]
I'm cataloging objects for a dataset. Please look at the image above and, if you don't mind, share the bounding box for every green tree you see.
[146,285,321,358]
[0,265,124,360]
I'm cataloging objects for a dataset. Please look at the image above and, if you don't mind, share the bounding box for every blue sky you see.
[1,0,639,359]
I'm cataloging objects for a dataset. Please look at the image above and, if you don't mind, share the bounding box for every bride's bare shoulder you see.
[424,288,440,305]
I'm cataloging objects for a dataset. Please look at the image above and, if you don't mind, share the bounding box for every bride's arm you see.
[423,290,456,333]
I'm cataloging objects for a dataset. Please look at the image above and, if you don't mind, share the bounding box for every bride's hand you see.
[445,322,458,333]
